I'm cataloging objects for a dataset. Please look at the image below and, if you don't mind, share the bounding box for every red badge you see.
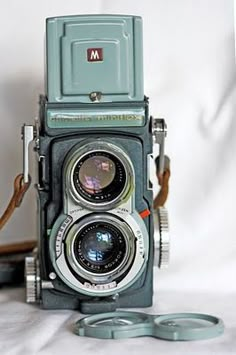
[87,48,103,62]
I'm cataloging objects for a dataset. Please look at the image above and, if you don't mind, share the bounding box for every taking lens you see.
[72,151,126,204]
[74,222,126,274]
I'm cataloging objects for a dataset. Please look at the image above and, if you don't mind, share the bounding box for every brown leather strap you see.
[153,168,171,209]
[0,240,37,256]
[153,155,171,209]
[0,174,31,231]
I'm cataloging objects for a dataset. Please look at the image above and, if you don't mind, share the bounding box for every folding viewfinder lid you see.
[46,15,144,103]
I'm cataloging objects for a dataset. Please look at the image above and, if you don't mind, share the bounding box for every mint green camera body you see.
[46,15,144,104]
[36,15,154,313]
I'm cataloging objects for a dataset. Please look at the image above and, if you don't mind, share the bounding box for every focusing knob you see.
[25,256,40,303]
[154,207,170,268]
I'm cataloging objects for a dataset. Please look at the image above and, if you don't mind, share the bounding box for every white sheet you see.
[0,0,235,353]
[0,284,235,355]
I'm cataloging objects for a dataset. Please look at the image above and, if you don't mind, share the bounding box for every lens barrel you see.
[72,151,126,204]
[73,221,127,274]
[65,141,134,211]
[65,214,136,283]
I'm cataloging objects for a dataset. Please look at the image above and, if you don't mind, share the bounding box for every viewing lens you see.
[73,151,126,204]
[74,222,126,274]
[78,156,116,194]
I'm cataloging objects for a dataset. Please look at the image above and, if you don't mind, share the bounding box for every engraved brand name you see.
[87,48,103,62]
[50,114,143,122]
[84,281,117,290]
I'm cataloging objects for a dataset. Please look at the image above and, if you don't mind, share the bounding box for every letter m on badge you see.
[87,48,103,62]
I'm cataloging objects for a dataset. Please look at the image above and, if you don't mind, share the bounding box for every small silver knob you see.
[25,256,40,303]
[154,207,170,268]
[89,91,102,102]
[152,118,167,143]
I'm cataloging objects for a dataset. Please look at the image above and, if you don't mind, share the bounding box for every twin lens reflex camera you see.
[22,14,169,313]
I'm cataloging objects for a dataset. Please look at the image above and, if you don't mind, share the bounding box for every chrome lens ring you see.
[64,141,134,211]
[65,214,136,284]
[50,212,148,296]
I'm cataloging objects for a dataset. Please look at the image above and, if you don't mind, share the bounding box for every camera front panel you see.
[47,136,150,297]
[38,125,153,305]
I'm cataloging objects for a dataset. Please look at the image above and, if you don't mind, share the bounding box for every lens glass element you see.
[74,222,127,274]
[73,151,126,204]
[78,156,116,194]
[83,230,114,262]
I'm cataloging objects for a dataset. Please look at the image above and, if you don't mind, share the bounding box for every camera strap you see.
[0,167,171,231]
[0,173,35,285]
[154,157,170,209]
[0,163,170,255]
[0,173,31,232]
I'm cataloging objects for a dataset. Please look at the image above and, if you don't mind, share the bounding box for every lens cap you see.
[74,311,224,341]
[153,313,224,341]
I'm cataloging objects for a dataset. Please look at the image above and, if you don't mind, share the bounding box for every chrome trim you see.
[65,214,135,284]
[64,140,134,211]
[22,125,35,183]
[51,211,148,296]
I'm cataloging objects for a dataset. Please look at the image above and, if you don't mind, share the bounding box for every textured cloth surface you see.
[0,286,235,355]
[0,0,235,354]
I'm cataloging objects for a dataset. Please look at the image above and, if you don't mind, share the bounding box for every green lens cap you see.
[74,311,224,341]
[153,313,224,341]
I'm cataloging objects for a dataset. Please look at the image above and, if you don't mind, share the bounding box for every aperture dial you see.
[65,213,136,284]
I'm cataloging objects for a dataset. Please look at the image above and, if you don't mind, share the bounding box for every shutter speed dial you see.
[25,256,40,303]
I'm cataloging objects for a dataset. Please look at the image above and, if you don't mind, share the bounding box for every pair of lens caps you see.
[74,310,224,341]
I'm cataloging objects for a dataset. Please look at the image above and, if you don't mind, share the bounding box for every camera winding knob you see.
[25,256,40,303]
[154,207,170,268]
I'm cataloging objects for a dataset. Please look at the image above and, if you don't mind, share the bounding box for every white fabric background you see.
[0,0,235,354]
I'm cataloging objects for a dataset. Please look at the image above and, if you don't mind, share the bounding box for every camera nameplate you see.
[47,108,145,129]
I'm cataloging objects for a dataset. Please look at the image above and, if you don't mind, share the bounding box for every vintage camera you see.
[22,15,169,313]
